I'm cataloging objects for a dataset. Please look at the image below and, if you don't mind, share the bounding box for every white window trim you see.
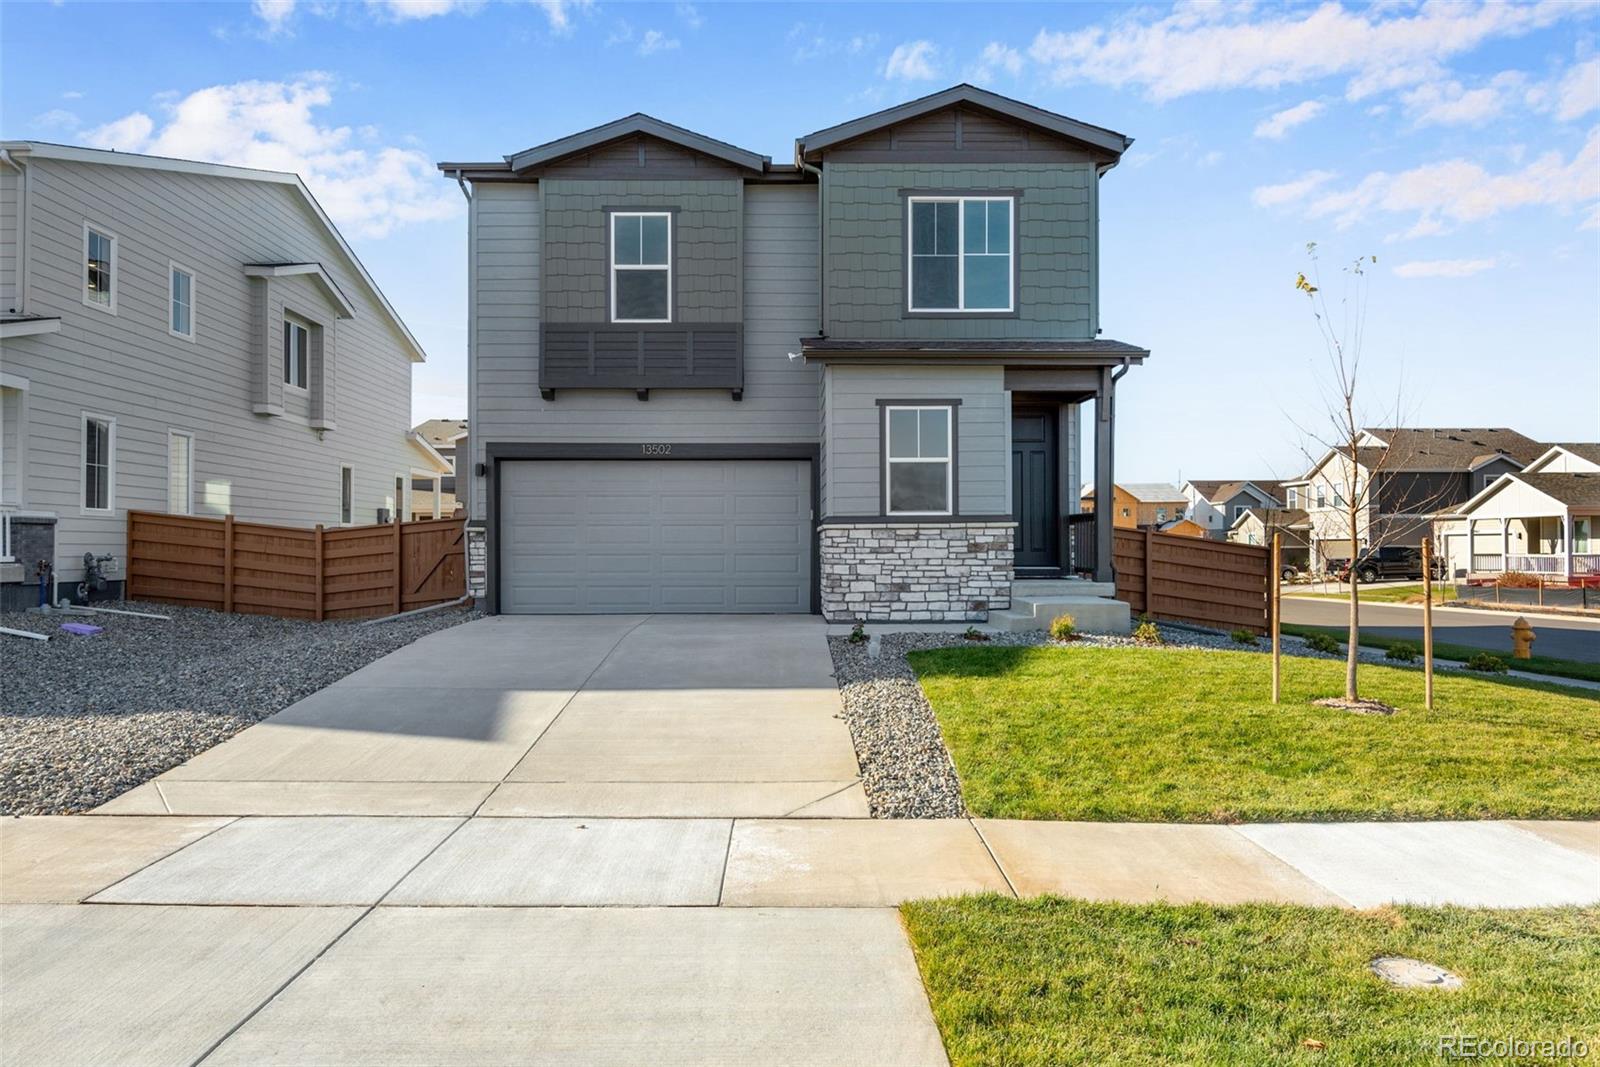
[393,472,406,523]
[0,372,28,510]
[283,315,311,392]
[80,411,116,516]
[906,195,1015,314]
[168,260,197,341]
[339,463,354,525]
[82,222,118,314]
[884,404,954,517]
[166,429,194,516]
[609,211,673,324]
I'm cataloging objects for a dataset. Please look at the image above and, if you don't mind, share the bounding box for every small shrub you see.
[1131,614,1164,646]
[1230,628,1259,646]
[847,622,868,644]
[1048,614,1078,641]
[1497,571,1542,589]
[1384,641,1420,663]
[1464,651,1509,673]
[963,625,990,642]
[1303,631,1342,655]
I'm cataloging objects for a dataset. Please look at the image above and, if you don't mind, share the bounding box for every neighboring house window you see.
[1286,488,1298,508]
[81,413,114,513]
[1233,504,1249,521]
[1120,507,1131,518]
[1334,491,1345,507]
[283,317,310,389]
[339,464,353,525]
[1156,508,1167,522]
[907,196,1014,312]
[884,405,953,515]
[1575,518,1592,553]
[167,430,193,515]
[169,263,196,340]
[610,211,671,323]
[83,224,117,312]
[1316,488,1327,507]
[394,475,405,523]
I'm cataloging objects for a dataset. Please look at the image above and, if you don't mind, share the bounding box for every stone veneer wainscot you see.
[820,522,1015,622]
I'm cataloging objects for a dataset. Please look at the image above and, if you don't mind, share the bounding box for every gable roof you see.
[1230,507,1309,531]
[2,141,427,363]
[1186,480,1285,505]
[413,418,468,447]
[1457,471,1600,514]
[1359,427,1546,471]
[1121,482,1186,503]
[243,263,356,318]
[796,84,1132,161]
[1523,443,1600,472]
[406,432,455,475]
[505,114,769,174]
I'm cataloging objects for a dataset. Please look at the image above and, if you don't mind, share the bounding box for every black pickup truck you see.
[1332,545,1447,583]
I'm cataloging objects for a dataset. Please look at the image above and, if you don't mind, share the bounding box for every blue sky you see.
[4,0,1597,483]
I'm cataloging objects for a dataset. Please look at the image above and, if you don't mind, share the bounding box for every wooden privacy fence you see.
[1114,528,1270,634]
[126,511,467,621]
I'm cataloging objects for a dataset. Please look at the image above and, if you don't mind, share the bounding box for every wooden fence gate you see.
[1113,528,1270,634]
[126,511,467,621]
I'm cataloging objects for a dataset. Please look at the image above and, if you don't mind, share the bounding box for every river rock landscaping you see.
[0,601,479,815]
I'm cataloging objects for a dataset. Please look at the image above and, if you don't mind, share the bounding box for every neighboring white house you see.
[0,141,437,607]
[1435,444,1600,583]
[409,418,467,519]
[1181,480,1286,540]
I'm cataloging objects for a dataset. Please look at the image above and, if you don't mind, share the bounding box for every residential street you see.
[1281,596,1600,663]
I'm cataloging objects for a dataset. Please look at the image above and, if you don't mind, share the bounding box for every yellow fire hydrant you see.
[1511,617,1536,659]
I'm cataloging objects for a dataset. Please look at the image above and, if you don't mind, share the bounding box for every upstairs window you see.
[1286,487,1298,508]
[84,224,117,312]
[884,405,953,515]
[283,317,310,389]
[908,196,1013,312]
[611,212,671,323]
[170,263,196,339]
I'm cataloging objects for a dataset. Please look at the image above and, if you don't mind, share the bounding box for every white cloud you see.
[1552,57,1600,121]
[62,90,86,101]
[1305,127,1600,234]
[1252,169,1337,207]
[884,40,939,81]
[972,42,1024,82]
[1254,99,1325,139]
[30,108,80,132]
[533,0,583,33]
[1400,72,1523,127]
[82,76,459,239]
[787,23,877,63]
[1392,257,1496,278]
[366,0,483,22]
[638,29,679,55]
[675,2,701,30]
[252,0,296,35]
[1026,2,1589,102]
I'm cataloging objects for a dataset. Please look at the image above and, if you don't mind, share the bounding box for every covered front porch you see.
[1447,471,1600,587]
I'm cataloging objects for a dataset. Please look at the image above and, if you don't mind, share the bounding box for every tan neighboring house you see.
[1435,444,1600,584]
[0,141,433,608]
[410,418,467,519]
[1081,482,1187,529]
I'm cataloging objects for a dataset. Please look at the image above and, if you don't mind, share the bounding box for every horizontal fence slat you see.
[1114,528,1269,634]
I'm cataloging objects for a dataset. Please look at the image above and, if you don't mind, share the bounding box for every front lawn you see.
[1280,623,1600,685]
[1290,583,1438,604]
[902,896,1600,1067]
[909,646,1600,821]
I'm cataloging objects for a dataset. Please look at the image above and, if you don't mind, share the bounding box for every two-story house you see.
[440,86,1147,621]
[0,141,443,608]
[1282,427,1547,569]
[1182,479,1285,539]
[1080,482,1187,529]
[1435,443,1600,583]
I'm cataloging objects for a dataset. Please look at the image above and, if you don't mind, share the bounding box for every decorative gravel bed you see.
[827,623,1416,819]
[0,601,480,815]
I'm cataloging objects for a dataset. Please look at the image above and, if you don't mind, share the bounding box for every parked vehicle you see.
[1333,546,1446,583]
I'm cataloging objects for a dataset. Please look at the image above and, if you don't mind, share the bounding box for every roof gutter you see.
[450,168,471,202]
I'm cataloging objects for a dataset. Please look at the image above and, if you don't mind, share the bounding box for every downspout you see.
[798,155,825,337]
[451,168,471,202]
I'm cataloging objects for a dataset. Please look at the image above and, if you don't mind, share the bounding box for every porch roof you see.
[798,337,1148,367]
[1453,471,1600,519]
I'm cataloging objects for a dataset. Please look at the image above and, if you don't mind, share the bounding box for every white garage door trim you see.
[496,456,816,614]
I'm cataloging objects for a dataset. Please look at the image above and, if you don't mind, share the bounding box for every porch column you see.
[1094,366,1115,583]
[1564,514,1573,579]
[1501,517,1509,570]
[433,477,442,520]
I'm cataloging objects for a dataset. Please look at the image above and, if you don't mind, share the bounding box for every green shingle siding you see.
[824,162,1096,340]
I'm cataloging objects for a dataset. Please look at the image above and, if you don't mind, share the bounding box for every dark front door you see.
[1011,408,1059,571]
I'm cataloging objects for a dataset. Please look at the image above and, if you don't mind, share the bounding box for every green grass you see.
[1279,623,1600,685]
[908,646,1600,821]
[1290,583,1438,604]
[902,897,1600,1067]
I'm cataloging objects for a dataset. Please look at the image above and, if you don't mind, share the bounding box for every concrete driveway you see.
[103,614,868,819]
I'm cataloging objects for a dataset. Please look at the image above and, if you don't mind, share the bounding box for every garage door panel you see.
[499,460,812,614]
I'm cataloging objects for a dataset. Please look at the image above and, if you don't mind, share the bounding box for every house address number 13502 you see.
[641,444,673,456]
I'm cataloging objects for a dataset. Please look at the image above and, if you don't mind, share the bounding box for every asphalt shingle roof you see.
[1517,473,1600,508]
[1357,428,1547,471]
[413,419,467,447]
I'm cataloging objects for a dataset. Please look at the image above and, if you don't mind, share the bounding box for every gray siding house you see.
[441,86,1147,620]
[0,142,437,607]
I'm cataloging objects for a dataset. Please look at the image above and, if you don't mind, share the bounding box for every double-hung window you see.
[339,464,354,525]
[283,317,310,389]
[610,211,671,323]
[84,224,117,312]
[167,430,193,515]
[908,196,1013,312]
[169,263,196,340]
[885,405,953,515]
[82,413,114,513]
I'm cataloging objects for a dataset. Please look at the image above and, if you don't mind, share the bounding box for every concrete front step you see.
[1012,579,1117,598]
[991,594,1132,634]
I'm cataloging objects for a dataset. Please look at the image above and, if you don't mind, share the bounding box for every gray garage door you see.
[499,459,812,613]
